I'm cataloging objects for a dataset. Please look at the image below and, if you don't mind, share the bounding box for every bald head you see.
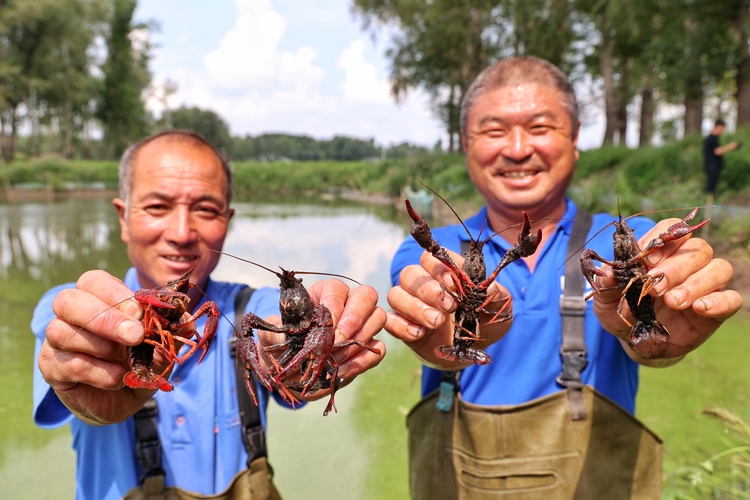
[118,130,234,211]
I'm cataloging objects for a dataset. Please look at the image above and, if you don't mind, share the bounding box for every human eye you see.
[194,203,223,219]
[143,202,170,216]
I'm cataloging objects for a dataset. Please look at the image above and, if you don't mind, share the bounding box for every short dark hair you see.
[460,56,579,138]
[118,130,234,212]
[715,119,726,127]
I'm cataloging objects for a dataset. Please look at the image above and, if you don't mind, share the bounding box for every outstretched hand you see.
[39,270,157,425]
[590,218,742,366]
[254,278,386,402]
[385,248,513,369]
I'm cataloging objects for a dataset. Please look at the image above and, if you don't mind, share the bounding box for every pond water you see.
[0,195,423,500]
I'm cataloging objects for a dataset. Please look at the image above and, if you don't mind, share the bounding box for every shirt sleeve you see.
[390,235,427,286]
[31,283,77,428]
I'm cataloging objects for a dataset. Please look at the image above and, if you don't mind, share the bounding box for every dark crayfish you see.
[581,206,709,345]
[405,189,541,365]
[124,268,220,391]
[213,250,381,416]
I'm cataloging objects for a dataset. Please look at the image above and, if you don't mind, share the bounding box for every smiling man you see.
[387,56,741,499]
[31,130,386,499]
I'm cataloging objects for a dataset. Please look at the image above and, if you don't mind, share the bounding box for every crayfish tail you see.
[434,345,459,362]
[124,371,174,392]
[629,319,669,346]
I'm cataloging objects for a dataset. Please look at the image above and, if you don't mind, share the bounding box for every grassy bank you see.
[3,131,750,206]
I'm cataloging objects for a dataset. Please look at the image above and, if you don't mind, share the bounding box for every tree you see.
[170,106,232,154]
[96,0,151,159]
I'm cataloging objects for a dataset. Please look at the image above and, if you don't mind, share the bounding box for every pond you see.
[0,194,423,500]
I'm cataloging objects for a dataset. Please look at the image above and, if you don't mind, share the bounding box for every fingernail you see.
[645,249,663,266]
[336,363,349,379]
[334,328,347,344]
[123,301,143,321]
[407,324,423,338]
[700,297,716,311]
[652,278,667,296]
[668,288,687,307]
[442,272,454,289]
[439,293,455,311]
[116,319,143,344]
[425,309,442,327]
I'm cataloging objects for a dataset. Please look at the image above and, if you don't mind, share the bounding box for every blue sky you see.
[135,0,605,149]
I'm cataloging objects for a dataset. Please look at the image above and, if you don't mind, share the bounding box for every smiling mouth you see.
[499,170,539,179]
[164,255,199,262]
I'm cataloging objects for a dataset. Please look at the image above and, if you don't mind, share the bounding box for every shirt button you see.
[176,416,186,426]
[520,286,527,297]
[172,377,181,386]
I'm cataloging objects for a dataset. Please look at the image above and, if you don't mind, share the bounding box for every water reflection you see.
[0,195,416,500]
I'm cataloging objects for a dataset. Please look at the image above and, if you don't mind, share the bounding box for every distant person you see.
[31,130,386,499]
[704,119,740,197]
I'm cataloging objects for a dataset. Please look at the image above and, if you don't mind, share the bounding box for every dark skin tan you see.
[39,136,386,425]
[386,82,742,370]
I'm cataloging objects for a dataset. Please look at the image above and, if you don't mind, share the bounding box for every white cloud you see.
[338,39,390,104]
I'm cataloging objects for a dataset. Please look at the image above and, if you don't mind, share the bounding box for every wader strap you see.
[557,210,593,421]
[133,397,166,498]
[132,285,262,499]
[229,286,268,467]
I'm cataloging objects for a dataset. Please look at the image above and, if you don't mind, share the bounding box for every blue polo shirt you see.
[390,199,655,414]
[31,267,287,499]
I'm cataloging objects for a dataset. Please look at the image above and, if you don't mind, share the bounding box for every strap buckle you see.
[559,295,586,316]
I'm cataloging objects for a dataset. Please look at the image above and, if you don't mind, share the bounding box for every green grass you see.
[637,312,750,497]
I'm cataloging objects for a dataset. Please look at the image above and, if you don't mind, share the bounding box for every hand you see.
[385,248,513,369]
[255,279,386,402]
[590,218,742,365]
[38,270,157,425]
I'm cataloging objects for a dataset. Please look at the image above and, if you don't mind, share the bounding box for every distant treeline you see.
[230,133,428,162]
[168,106,431,162]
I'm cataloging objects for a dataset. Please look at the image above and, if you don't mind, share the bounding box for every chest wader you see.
[123,286,283,500]
[407,212,663,500]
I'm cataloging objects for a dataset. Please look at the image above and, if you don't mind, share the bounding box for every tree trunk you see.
[733,1,750,128]
[615,57,632,146]
[639,71,654,147]
[601,35,617,146]
[684,76,703,136]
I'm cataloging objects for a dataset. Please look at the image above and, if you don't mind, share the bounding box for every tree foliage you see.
[354,0,750,147]
[0,0,153,163]
[169,106,232,154]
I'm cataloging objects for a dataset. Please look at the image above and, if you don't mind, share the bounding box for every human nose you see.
[500,127,534,163]
[164,206,199,246]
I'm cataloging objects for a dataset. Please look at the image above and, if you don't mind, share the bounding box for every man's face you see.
[715,124,726,135]
[462,83,579,220]
[113,138,234,291]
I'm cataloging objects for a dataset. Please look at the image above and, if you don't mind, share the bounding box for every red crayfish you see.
[405,188,541,365]
[215,251,381,416]
[581,205,709,345]
[124,268,220,392]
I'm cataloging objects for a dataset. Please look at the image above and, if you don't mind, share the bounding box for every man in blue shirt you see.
[387,56,741,498]
[32,130,386,499]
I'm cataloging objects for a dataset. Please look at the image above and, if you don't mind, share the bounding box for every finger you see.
[659,257,732,309]
[384,311,426,341]
[691,289,743,321]
[387,285,447,331]
[332,306,387,362]
[39,339,128,391]
[53,272,144,345]
[45,318,129,362]
[399,264,456,312]
[639,216,708,267]
[333,285,380,342]
[308,278,350,323]
[420,249,464,289]
[647,238,713,297]
[335,339,386,379]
